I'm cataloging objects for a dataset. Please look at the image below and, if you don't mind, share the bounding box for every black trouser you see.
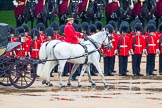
[104,56,114,75]
[132,54,142,75]
[146,54,156,75]
[119,56,128,75]
[159,54,162,74]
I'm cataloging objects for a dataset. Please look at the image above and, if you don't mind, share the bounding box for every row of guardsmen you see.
[5,19,162,80]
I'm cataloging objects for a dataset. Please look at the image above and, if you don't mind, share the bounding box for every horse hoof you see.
[78,85,82,88]
[49,83,53,87]
[61,85,65,88]
[91,83,96,88]
[42,80,46,85]
[67,83,72,87]
[104,85,109,89]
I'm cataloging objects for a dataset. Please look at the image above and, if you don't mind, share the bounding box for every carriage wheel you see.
[0,70,12,86]
[9,59,36,89]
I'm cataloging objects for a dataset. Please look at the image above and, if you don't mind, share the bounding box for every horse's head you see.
[102,30,113,50]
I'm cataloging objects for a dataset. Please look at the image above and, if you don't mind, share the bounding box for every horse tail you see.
[36,42,48,77]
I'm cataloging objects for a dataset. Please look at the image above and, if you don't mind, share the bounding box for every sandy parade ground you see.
[0,55,162,108]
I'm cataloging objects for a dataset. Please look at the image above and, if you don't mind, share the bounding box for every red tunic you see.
[159,35,162,54]
[132,1,142,17]
[118,34,131,56]
[103,33,118,57]
[105,2,119,16]
[5,37,17,57]
[35,0,45,17]
[24,35,32,55]
[16,38,25,58]
[38,34,46,46]
[145,33,158,54]
[58,0,69,15]
[64,22,82,44]
[131,34,146,54]
[14,0,26,18]
[53,34,61,40]
[31,40,41,58]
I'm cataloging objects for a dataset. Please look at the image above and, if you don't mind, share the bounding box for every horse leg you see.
[67,64,79,86]
[86,64,96,87]
[57,61,66,87]
[75,64,86,87]
[93,62,109,88]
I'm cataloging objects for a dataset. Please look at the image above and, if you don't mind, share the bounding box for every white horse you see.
[37,31,111,88]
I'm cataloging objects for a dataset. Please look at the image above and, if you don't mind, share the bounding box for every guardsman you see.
[105,0,120,24]
[51,22,61,40]
[5,26,17,57]
[30,28,41,59]
[36,23,47,46]
[117,22,132,76]
[58,0,69,25]
[103,24,116,76]
[34,0,45,19]
[145,24,158,75]
[45,27,54,41]
[64,15,82,44]
[15,26,26,58]
[22,24,32,58]
[131,22,145,76]
[159,23,162,75]
[81,22,89,37]
[108,20,119,73]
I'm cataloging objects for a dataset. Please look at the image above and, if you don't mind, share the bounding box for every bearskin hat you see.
[31,28,39,39]
[89,24,97,33]
[105,24,114,34]
[36,23,45,31]
[45,27,54,36]
[72,23,78,31]
[8,26,15,34]
[95,21,103,31]
[119,21,130,33]
[81,22,89,31]
[59,25,65,36]
[148,19,156,27]
[77,25,83,33]
[159,23,162,32]
[22,24,29,32]
[147,23,156,33]
[51,22,59,30]
[16,26,25,36]
[108,20,116,30]
[134,22,143,32]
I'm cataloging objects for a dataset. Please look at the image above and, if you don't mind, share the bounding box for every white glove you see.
[143,49,148,55]
[13,0,18,6]
[156,49,160,54]
[114,49,118,55]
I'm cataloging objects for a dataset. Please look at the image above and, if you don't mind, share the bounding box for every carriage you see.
[0,23,36,89]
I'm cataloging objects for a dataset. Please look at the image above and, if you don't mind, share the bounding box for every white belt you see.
[32,49,39,51]
[17,48,24,50]
[120,45,128,48]
[135,44,142,47]
[148,44,156,46]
